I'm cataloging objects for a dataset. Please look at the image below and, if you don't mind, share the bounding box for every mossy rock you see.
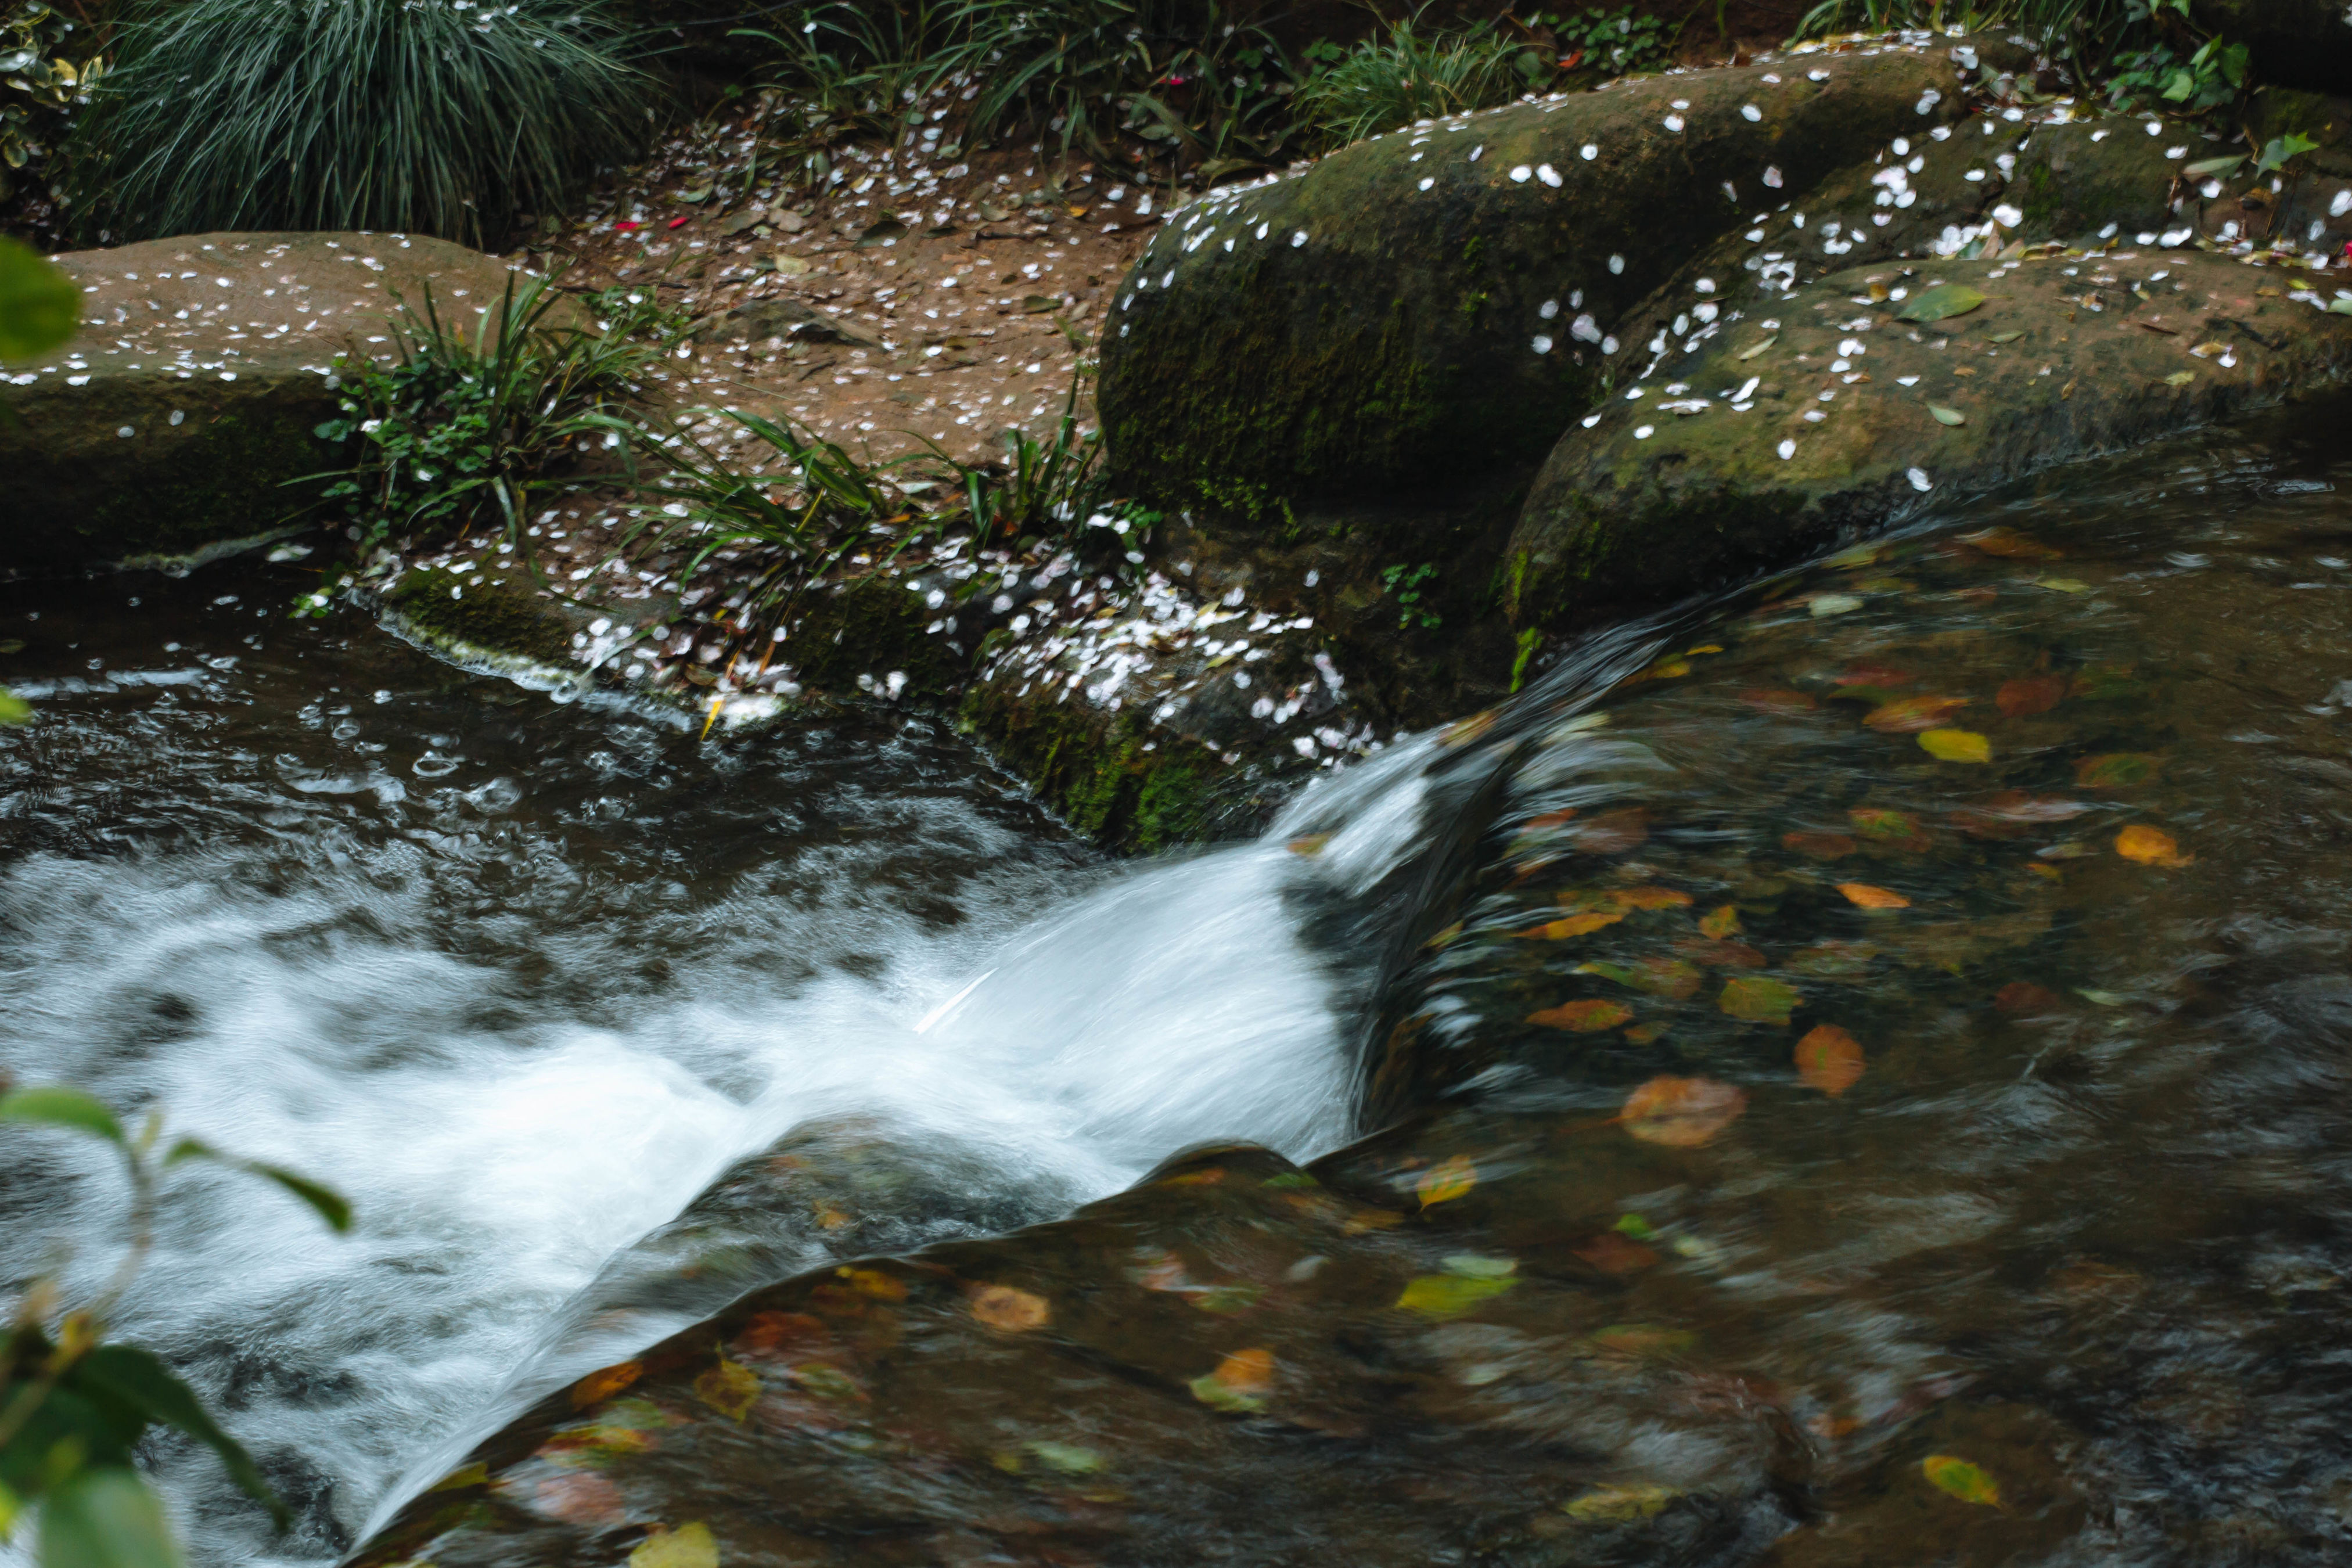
[958,671,1269,853]
[2193,1,2352,97]
[379,562,588,670]
[0,232,526,574]
[1506,251,2352,631]
[1096,35,2029,542]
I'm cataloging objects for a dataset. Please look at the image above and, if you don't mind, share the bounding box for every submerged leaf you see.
[2115,824,2193,867]
[1837,883,1911,910]
[1622,1077,1749,1146]
[2077,753,2159,789]
[1523,909,1628,940]
[1739,688,1817,714]
[1922,1455,2002,1508]
[1395,1274,1513,1319]
[1919,729,1991,763]
[1896,283,1987,323]
[1795,1024,1866,1095]
[1576,958,1703,1000]
[1188,1347,1276,1409]
[1416,1154,1479,1208]
[1563,1484,1678,1522]
[1718,976,1801,1023]
[1958,526,2061,560]
[630,1523,720,1568]
[1528,999,1635,1032]
[1867,696,1970,733]
[692,1357,760,1422]
[1609,886,1693,910]
[1783,830,1858,860]
[970,1285,1051,1332]
[1997,675,2067,717]
[1699,904,1742,939]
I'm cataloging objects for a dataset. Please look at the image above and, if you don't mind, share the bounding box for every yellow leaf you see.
[1699,904,1740,938]
[1287,833,1332,857]
[1918,729,1991,763]
[630,1522,719,1568]
[837,1267,907,1300]
[1562,1484,1678,1522]
[1922,1454,2002,1508]
[1608,887,1693,910]
[693,1357,761,1422]
[1190,1347,1276,1410]
[1837,883,1911,910]
[1416,1154,1477,1208]
[1395,1273,1514,1319]
[570,1361,644,1409]
[1738,336,1778,359]
[2115,824,2193,867]
[970,1285,1051,1332]
[1523,908,1627,940]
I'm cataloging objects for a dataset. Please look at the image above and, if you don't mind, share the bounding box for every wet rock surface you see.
[344,418,2352,1568]
[1,232,525,571]
[1506,250,2352,631]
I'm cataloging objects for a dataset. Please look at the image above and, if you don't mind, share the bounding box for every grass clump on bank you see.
[63,0,655,245]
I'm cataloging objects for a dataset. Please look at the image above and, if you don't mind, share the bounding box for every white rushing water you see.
[0,720,1441,1565]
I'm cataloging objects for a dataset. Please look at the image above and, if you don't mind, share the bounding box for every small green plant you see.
[1,0,102,202]
[1538,6,1680,77]
[735,0,958,193]
[313,271,664,544]
[65,0,654,245]
[1382,561,1443,630]
[2105,1,2247,115]
[0,1084,348,1568]
[623,406,943,634]
[938,0,1283,167]
[1292,10,1526,150]
[951,371,1106,546]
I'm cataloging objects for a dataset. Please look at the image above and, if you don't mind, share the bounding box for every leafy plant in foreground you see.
[314,271,666,545]
[0,1084,349,1568]
[950,369,1107,548]
[64,0,654,245]
[1,0,103,204]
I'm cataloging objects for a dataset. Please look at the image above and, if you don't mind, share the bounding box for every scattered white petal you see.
[1511,164,1533,182]
[1777,438,1797,460]
[1532,335,1553,354]
[1907,467,1934,492]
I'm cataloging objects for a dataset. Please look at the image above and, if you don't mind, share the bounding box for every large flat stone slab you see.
[1,232,527,573]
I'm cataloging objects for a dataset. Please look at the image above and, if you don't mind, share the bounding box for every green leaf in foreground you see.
[0,1085,125,1145]
[167,1138,353,1232]
[75,1346,291,1527]
[1896,284,1986,325]
[0,689,29,725]
[0,237,79,361]
[1928,404,1967,427]
[38,1469,182,1568]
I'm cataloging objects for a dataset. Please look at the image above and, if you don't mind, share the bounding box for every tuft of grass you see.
[733,0,959,193]
[623,407,945,632]
[311,271,666,545]
[1290,10,1529,150]
[64,0,656,246]
[947,371,1107,547]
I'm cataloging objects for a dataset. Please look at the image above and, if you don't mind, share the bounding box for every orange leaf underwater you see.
[1837,883,1911,910]
[2115,825,2193,867]
[1528,999,1636,1032]
[1621,1077,1749,1147]
[1794,1025,1866,1096]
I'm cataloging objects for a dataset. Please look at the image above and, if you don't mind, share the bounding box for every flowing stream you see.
[7,408,2352,1565]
